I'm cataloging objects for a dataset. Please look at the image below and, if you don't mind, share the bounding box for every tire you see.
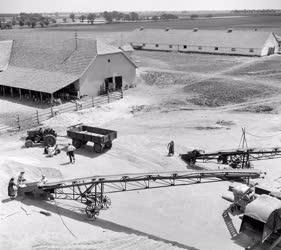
[43,134,56,147]
[72,139,82,149]
[105,141,112,149]
[25,139,34,148]
[94,143,104,153]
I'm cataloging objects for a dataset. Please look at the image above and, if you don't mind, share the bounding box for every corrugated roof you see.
[0,40,13,71]
[0,31,128,93]
[129,29,274,49]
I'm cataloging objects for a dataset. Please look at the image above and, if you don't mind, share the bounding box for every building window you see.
[155,44,159,47]
[249,48,254,52]
[231,48,236,52]
[169,45,173,48]
[183,45,187,49]
[214,47,219,51]
[198,46,202,50]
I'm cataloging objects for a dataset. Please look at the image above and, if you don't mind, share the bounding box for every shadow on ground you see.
[20,198,198,250]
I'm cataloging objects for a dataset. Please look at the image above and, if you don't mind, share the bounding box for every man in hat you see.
[17,172,26,187]
[8,178,17,199]
[167,141,175,156]
[67,143,76,164]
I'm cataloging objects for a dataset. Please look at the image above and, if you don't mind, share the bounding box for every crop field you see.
[48,15,281,33]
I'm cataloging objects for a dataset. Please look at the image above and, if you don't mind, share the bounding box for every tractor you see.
[25,128,57,148]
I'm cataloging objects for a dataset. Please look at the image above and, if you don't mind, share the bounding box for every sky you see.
[1,0,281,13]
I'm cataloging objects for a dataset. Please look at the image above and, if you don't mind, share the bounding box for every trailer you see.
[67,124,117,153]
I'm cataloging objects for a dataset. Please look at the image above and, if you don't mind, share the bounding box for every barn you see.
[0,31,136,104]
[129,28,279,57]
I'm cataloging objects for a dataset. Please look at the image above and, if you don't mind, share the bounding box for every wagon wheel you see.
[25,139,34,148]
[105,141,112,149]
[94,143,104,153]
[102,196,111,209]
[85,204,100,218]
[43,134,56,146]
[72,139,82,149]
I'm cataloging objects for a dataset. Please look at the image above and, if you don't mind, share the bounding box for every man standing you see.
[17,172,26,187]
[8,178,17,199]
[167,141,175,156]
[67,143,76,164]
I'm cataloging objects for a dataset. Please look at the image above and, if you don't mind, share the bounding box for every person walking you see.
[67,143,76,164]
[167,141,175,156]
[8,178,17,199]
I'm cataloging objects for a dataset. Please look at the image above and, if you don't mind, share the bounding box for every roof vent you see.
[193,28,198,32]
[139,26,144,31]
[227,29,233,33]
[165,27,170,31]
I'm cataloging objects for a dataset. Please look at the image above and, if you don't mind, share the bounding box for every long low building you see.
[0,31,136,103]
[128,28,279,57]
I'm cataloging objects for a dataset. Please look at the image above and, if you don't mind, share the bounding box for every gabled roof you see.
[129,28,275,49]
[0,31,135,93]
[0,40,13,71]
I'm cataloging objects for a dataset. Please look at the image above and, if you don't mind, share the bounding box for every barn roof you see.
[129,28,274,49]
[0,31,133,93]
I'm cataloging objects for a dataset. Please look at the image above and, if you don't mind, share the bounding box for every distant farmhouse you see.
[0,31,136,103]
[129,28,279,57]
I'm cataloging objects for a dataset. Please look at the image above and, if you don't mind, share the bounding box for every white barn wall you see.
[261,33,279,56]
[79,53,136,97]
[135,42,262,56]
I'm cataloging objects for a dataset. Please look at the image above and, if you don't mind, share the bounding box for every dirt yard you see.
[2,27,281,249]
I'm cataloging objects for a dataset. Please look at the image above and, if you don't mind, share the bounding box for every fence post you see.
[92,96,94,107]
[75,101,79,111]
[36,110,40,125]
[17,115,21,131]
[107,92,110,103]
[50,105,54,117]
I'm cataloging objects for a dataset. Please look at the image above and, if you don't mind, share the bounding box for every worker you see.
[17,171,26,187]
[54,144,61,155]
[67,143,76,164]
[44,146,49,155]
[8,178,17,199]
[167,141,175,156]
[37,175,48,186]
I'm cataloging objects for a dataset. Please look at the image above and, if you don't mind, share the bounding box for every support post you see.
[10,87,13,98]
[19,88,22,100]
[50,93,54,117]
[121,89,123,99]
[40,92,43,103]
[36,110,40,125]
[3,86,5,96]
[107,91,110,103]
[17,115,21,131]
[92,96,94,107]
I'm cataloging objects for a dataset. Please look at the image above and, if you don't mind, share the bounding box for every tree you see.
[19,19,25,26]
[69,13,75,22]
[79,15,86,22]
[152,15,159,21]
[190,14,199,19]
[63,17,67,23]
[12,17,17,26]
[103,11,113,23]
[160,13,178,20]
[43,18,49,26]
[130,12,139,21]
[87,13,96,24]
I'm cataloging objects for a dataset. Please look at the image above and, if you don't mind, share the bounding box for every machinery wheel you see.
[43,134,56,147]
[105,141,112,149]
[72,139,82,149]
[85,204,100,218]
[25,139,34,148]
[94,143,104,153]
[102,196,111,209]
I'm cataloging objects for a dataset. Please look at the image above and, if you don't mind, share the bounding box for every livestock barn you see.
[129,28,279,57]
[0,31,136,104]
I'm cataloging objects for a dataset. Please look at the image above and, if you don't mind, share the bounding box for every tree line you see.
[0,13,56,29]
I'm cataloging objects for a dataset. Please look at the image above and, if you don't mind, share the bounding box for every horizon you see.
[0,0,281,14]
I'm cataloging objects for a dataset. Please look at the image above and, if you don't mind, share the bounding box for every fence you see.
[0,90,123,134]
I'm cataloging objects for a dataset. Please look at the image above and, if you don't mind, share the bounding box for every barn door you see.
[268,47,275,55]
[115,76,123,90]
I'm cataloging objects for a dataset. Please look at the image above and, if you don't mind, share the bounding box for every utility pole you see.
[75,30,78,50]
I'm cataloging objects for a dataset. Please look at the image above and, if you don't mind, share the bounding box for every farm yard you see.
[2,15,281,250]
